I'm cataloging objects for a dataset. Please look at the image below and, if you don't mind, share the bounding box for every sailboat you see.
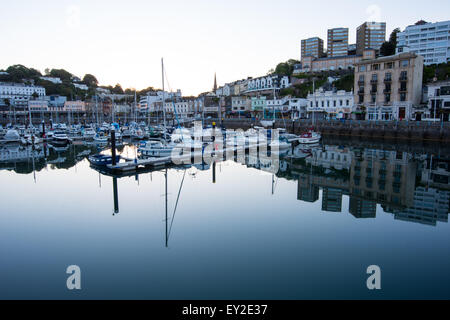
[138,58,176,157]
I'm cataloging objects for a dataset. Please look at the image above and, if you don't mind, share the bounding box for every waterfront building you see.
[251,96,267,117]
[328,28,349,58]
[425,81,450,122]
[356,22,386,55]
[289,98,308,119]
[64,101,86,112]
[306,88,354,120]
[28,100,49,112]
[246,75,290,95]
[354,50,424,120]
[396,20,450,65]
[265,97,290,117]
[0,82,46,108]
[114,104,131,114]
[46,95,67,112]
[164,99,194,119]
[231,96,251,114]
[301,37,324,59]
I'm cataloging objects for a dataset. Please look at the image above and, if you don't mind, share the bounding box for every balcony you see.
[358,88,365,94]
[399,76,408,82]
[370,79,378,85]
[358,80,365,86]
[370,89,378,94]
[383,88,391,94]
[398,88,407,93]
[384,78,392,83]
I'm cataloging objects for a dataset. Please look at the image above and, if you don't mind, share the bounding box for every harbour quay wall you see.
[201,119,450,143]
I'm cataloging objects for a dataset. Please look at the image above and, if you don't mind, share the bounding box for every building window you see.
[400,60,409,68]
[371,94,376,103]
[400,71,408,81]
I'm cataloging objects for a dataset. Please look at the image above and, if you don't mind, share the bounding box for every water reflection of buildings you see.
[386,187,450,226]
[283,146,449,226]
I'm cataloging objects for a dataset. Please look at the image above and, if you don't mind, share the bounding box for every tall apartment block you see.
[327,28,349,57]
[301,37,324,59]
[396,20,450,65]
[356,22,386,55]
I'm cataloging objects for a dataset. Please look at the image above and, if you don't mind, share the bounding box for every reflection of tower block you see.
[349,197,376,218]
[322,188,343,212]
[297,177,319,203]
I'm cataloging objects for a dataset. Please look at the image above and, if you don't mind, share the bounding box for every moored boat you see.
[88,154,121,167]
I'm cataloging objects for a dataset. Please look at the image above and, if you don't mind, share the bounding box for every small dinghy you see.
[88,154,121,167]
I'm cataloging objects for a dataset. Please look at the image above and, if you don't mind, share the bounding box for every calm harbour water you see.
[0,140,449,299]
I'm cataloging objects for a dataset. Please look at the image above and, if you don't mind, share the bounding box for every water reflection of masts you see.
[113,177,119,215]
[165,169,187,248]
[165,168,168,247]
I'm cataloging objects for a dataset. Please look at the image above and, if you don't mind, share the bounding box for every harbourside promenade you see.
[200,119,450,143]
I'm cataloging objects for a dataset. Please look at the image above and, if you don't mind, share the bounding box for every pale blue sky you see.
[1,0,448,95]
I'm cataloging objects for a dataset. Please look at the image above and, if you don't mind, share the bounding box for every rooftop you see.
[355,52,420,65]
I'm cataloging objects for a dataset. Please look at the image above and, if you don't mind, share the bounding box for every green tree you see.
[380,28,400,57]
[49,69,73,82]
[82,74,98,88]
[112,84,124,94]
[273,59,301,76]
[5,65,42,83]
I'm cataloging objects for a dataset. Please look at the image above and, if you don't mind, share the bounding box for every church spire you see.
[213,73,217,92]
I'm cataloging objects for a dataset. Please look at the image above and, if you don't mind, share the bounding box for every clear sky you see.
[1,0,449,96]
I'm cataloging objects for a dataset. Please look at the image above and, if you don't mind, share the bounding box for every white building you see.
[0,82,46,107]
[265,97,291,115]
[73,83,89,91]
[307,89,354,120]
[397,20,450,65]
[64,101,86,112]
[164,100,194,119]
[425,81,450,121]
[216,84,231,97]
[40,76,62,84]
[231,96,251,113]
[307,146,353,171]
[246,75,290,94]
[289,98,308,119]
[28,100,49,112]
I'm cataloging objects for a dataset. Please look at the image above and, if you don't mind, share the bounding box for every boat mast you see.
[162,58,166,131]
[312,78,316,128]
[273,78,276,122]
